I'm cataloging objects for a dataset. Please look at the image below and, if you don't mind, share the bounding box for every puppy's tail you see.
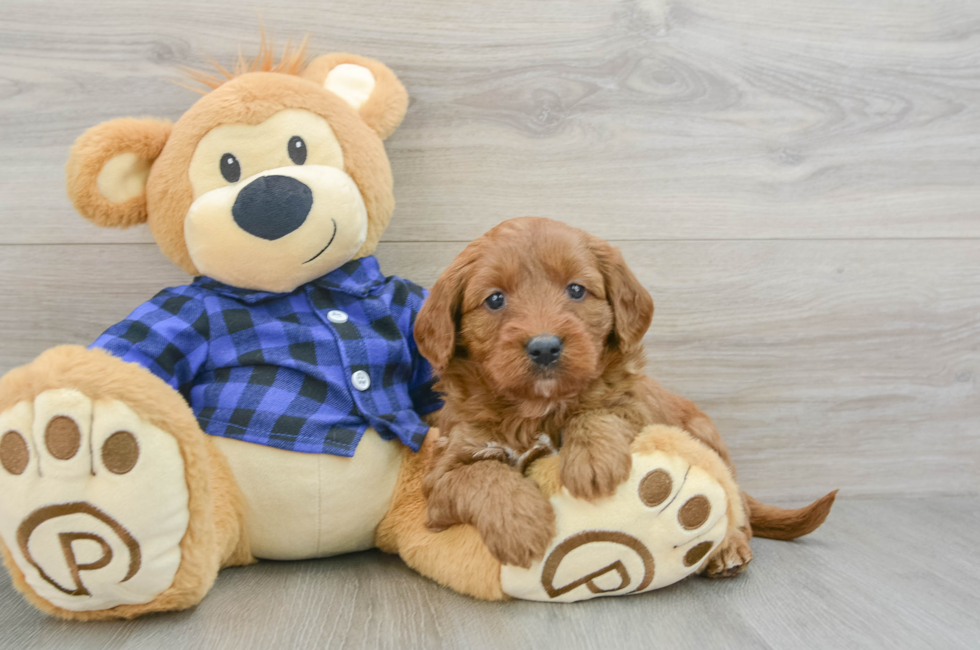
[743,490,838,540]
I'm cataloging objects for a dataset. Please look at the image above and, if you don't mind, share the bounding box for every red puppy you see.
[415,217,835,572]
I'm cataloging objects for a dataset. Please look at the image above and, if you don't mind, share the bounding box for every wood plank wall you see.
[1,0,977,499]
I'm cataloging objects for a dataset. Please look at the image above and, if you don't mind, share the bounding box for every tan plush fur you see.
[9,42,411,620]
[0,346,252,620]
[414,217,836,577]
[65,118,172,228]
[376,431,506,601]
[183,40,409,140]
[303,53,409,140]
[65,53,407,277]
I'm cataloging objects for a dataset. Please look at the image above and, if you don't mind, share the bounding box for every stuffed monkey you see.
[0,44,750,619]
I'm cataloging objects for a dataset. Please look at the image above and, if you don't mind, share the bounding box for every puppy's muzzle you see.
[232,175,313,241]
[526,334,563,368]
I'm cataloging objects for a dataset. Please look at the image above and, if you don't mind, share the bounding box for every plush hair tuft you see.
[179,29,311,94]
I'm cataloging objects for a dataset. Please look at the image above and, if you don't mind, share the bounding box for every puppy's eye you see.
[485,292,506,311]
[220,153,241,183]
[566,284,586,301]
[288,136,307,165]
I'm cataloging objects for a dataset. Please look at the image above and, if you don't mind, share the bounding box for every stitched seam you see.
[659,466,690,516]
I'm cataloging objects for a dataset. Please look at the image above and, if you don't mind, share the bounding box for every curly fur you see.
[415,217,836,574]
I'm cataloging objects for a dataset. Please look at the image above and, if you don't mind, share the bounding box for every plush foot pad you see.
[0,389,189,612]
[500,442,729,602]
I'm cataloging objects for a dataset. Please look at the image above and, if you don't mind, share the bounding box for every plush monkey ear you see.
[66,117,172,228]
[589,237,654,352]
[302,53,409,140]
[414,247,476,373]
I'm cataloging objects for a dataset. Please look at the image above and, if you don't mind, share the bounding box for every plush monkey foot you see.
[0,389,189,613]
[0,346,241,620]
[499,424,743,602]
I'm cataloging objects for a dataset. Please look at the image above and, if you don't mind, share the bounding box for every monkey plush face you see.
[67,53,408,293]
[183,106,363,288]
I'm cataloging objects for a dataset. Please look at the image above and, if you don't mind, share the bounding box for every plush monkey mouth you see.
[303,219,338,264]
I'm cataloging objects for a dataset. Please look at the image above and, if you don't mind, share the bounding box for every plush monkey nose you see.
[232,175,313,241]
[526,335,563,367]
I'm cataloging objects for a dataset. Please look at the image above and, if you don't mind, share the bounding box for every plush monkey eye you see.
[288,136,307,165]
[566,284,586,300]
[485,292,506,310]
[220,153,241,183]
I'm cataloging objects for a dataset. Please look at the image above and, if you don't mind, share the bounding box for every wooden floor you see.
[1,496,977,650]
[0,0,978,647]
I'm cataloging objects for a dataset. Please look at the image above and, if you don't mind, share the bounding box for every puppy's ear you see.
[415,247,475,373]
[590,237,654,351]
[302,53,408,140]
[66,118,172,228]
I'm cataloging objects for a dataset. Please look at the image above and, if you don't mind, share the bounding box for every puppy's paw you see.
[424,486,462,533]
[424,467,556,567]
[559,440,632,501]
[702,528,752,579]
[481,521,553,569]
[478,490,556,569]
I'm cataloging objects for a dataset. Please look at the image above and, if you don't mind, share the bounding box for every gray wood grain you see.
[1,496,977,650]
[2,0,980,244]
[2,0,980,646]
[0,241,976,500]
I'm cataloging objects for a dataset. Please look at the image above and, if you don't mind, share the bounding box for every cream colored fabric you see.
[183,107,365,292]
[500,450,728,602]
[188,109,345,199]
[96,152,151,204]
[212,429,402,560]
[0,391,189,612]
[184,164,368,293]
[324,64,376,110]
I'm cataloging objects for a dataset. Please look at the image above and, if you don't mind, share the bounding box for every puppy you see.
[415,217,835,572]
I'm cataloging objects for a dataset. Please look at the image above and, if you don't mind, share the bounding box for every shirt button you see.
[327,310,348,324]
[351,370,371,391]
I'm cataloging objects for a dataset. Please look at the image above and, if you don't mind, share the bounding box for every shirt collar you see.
[194,256,386,304]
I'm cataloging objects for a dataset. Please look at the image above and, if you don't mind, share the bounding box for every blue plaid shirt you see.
[92,256,441,456]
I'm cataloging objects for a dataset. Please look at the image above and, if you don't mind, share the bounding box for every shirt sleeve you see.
[90,286,211,396]
[398,281,443,416]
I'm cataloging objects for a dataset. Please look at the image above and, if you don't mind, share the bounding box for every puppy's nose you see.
[526,335,563,367]
[232,175,313,240]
